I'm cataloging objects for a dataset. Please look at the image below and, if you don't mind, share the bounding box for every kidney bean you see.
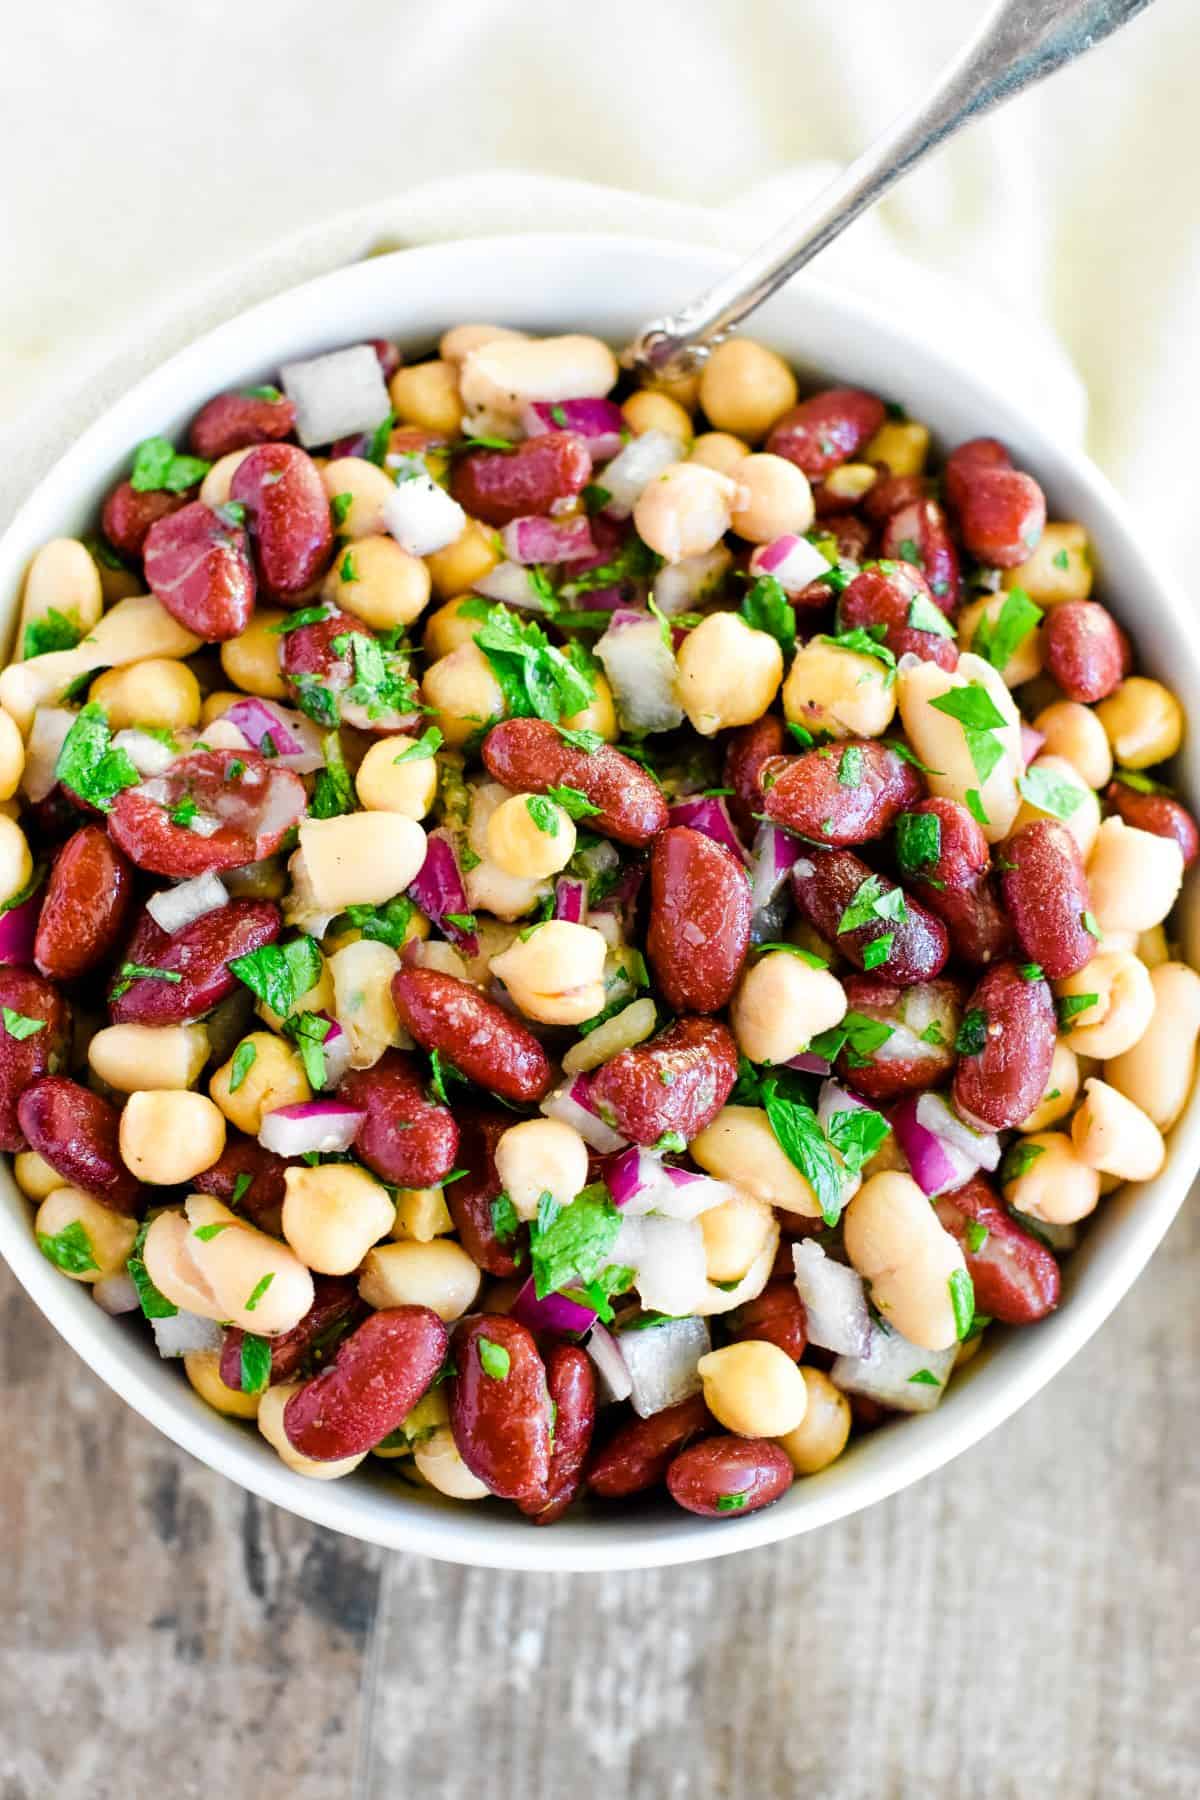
[792,849,949,985]
[450,431,591,527]
[339,1050,459,1188]
[647,827,751,1013]
[445,1109,523,1277]
[724,714,786,839]
[34,825,135,983]
[589,1015,739,1147]
[953,467,1046,568]
[586,1392,712,1498]
[759,743,923,848]
[926,879,1013,969]
[283,1306,448,1461]
[880,499,961,611]
[666,1436,794,1517]
[933,1174,1060,1324]
[952,961,1056,1132]
[943,438,1011,514]
[24,785,93,852]
[897,797,1014,966]
[187,389,297,462]
[279,608,420,734]
[838,564,957,670]
[833,974,961,1100]
[0,970,71,1151]
[108,751,305,879]
[728,1282,808,1360]
[766,388,886,480]
[107,898,281,1024]
[1106,779,1199,868]
[101,482,191,559]
[828,515,873,564]
[220,1275,361,1392]
[520,1344,596,1524]
[482,718,667,848]
[862,472,926,524]
[1000,820,1095,978]
[143,499,256,640]
[392,966,552,1104]
[230,442,334,600]
[17,1077,140,1212]
[1042,602,1125,703]
[192,1133,289,1234]
[450,1315,552,1503]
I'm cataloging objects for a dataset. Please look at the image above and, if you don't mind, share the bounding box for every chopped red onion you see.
[0,886,40,967]
[223,698,325,773]
[540,1073,629,1154]
[816,1078,872,1132]
[652,545,732,615]
[522,397,624,462]
[598,430,686,518]
[511,1277,596,1336]
[595,613,684,735]
[1021,722,1046,767]
[749,533,832,594]
[146,871,229,936]
[585,1321,633,1404]
[792,1239,872,1357]
[831,1326,957,1413]
[748,823,806,913]
[890,1095,974,1197]
[667,794,749,865]
[407,828,478,955]
[151,1310,224,1358]
[501,514,597,566]
[314,1013,351,1089]
[280,345,391,450]
[606,1147,733,1221]
[383,464,467,557]
[786,1052,833,1076]
[615,1314,710,1418]
[553,877,587,924]
[92,1272,140,1316]
[258,1101,365,1157]
[915,1092,1002,1173]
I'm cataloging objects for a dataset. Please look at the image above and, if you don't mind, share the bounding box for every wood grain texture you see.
[1,1202,1196,1800]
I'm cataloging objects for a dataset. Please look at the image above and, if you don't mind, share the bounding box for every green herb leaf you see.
[192,1222,232,1242]
[1057,992,1099,1029]
[908,1369,941,1387]
[268,605,334,635]
[242,384,283,402]
[825,1106,891,1176]
[816,627,898,674]
[240,1334,272,1395]
[837,873,907,935]
[330,492,354,530]
[37,1219,98,1275]
[837,745,864,789]
[971,586,1042,673]
[906,594,955,638]
[808,1011,895,1068]
[55,703,142,812]
[529,1183,622,1300]
[1018,962,1044,982]
[109,962,184,1000]
[309,731,357,819]
[230,937,322,1018]
[1,1006,44,1040]
[759,1074,845,1227]
[130,435,211,495]
[581,482,612,514]
[1017,765,1083,821]
[862,934,894,970]
[228,1040,258,1093]
[965,1219,989,1253]
[284,1011,332,1088]
[715,1493,748,1511]
[739,574,796,654]
[1001,1140,1046,1184]
[965,788,989,826]
[392,726,443,764]
[919,1021,946,1046]
[896,811,941,874]
[955,1009,988,1056]
[1082,910,1101,938]
[127,1217,178,1319]
[756,942,828,968]
[343,896,414,949]
[364,412,395,467]
[471,603,594,725]
[526,794,559,836]
[23,607,82,660]
[545,783,603,821]
[555,724,606,755]
[948,1266,975,1341]
[230,1172,253,1209]
[244,1273,274,1313]
[1113,768,1170,796]
[478,1337,511,1379]
[1052,548,1070,571]
[491,1195,520,1244]
[928,682,1009,785]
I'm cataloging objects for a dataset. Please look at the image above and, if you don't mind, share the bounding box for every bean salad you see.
[3,321,1197,1523]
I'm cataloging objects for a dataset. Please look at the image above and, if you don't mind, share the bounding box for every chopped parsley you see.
[948,1266,975,1341]
[755,943,828,968]
[816,626,897,675]
[244,1273,274,1313]
[1,1007,44,1040]
[908,1369,941,1387]
[896,810,941,874]
[739,574,796,654]
[471,603,594,724]
[490,1195,520,1244]
[392,727,443,764]
[1057,992,1099,1030]
[109,963,184,1000]
[954,1009,988,1056]
[23,607,82,660]
[230,937,323,1018]
[309,731,356,819]
[928,682,1009,785]
[862,934,894,970]
[343,896,414,948]
[838,746,864,789]
[971,586,1042,673]
[965,788,989,826]
[715,1493,748,1512]
[228,1040,258,1093]
[284,1011,332,1088]
[825,1105,891,1176]
[477,1337,511,1380]
[55,703,141,812]
[268,605,333,635]
[529,1183,622,1300]
[1082,910,1101,938]
[555,724,606,755]
[965,1219,990,1254]
[330,492,354,531]
[1017,765,1082,821]
[906,594,955,638]
[192,1222,233,1242]
[127,1218,177,1319]
[759,1073,845,1227]
[837,873,908,935]
[240,1334,272,1395]
[808,1011,895,1068]
[37,1219,98,1275]
[1018,962,1044,982]
[129,435,211,495]
[230,1172,253,1209]
[1052,548,1071,571]
[526,795,559,836]
[169,795,199,829]
[1000,1140,1046,1184]
[919,1021,946,1046]
[545,783,603,821]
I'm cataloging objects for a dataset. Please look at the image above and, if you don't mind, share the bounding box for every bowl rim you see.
[2,230,1197,1572]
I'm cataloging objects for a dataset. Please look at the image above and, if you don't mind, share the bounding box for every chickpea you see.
[219,609,290,699]
[1001,521,1093,605]
[423,642,505,747]
[1033,700,1112,788]
[0,708,24,801]
[698,339,798,444]
[1086,816,1184,935]
[495,1117,588,1221]
[423,594,486,661]
[199,447,254,507]
[413,1425,491,1499]
[731,951,846,1065]
[1011,755,1100,859]
[776,1367,852,1475]
[34,1187,137,1282]
[424,518,502,602]
[90,657,202,733]
[18,538,103,662]
[282,1163,394,1275]
[561,995,657,1075]
[622,391,692,441]
[486,792,577,879]
[409,940,468,981]
[326,938,404,1068]
[489,920,607,1026]
[691,1107,822,1217]
[1071,1077,1165,1182]
[1106,962,1200,1130]
[844,1171,966,1350]
[462,782,550,922]
[323,534,431,632]
[355,733,439,819]
[259,1381,366,1480]
[820,463,878,507]
[560,670,618,742]
[358,1239,481,1320]
[697,1340,808,1437]
[0,815,33,907]
[1095,677,1183,768]
[699,1191,776,1282]
[729,453,815,544]
[184,1349,262,1419]
[297,812,427,912]
[675,612,783,737]
[863,418,931,477]
[186,1193,315,1332]
[88,1022,210,1093]
[390,1186,454,1242]
[319,457,396,539]
[1002,1130,1100,1224]
[784,638,897,741]
[1019,1039,1080,1131]
[897,652,1021,842]
[1055,950,1155,1059]
[458,334,618,434]
[210,1032,312,1135]
[387,360,464,435]
[13,1150,61,1200]
[689,431,752,478]
[633,462,742,564]
[957,593,1043,688]
[118,1090,226,1185]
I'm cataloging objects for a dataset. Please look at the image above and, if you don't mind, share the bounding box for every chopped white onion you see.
[471,559,552,611]
[792,1239,873,1357]
[151,1310,223,1358]
[915,1091,1002,1172]
[594,613,683,734]
[383,463,467,556]
[539,1081,628,1154]
[609,1147,735,1221]
[92,1272,140,1316]
[831,1326,957,1413]
[111,727,180,778]
[614,1214,707,1317]
[598,430,686,518]
[280,344,391,449]
[146,871,229,936]
[21,706,78,802]
[651,545,732,615]
[258,1101,365,1157]
[615,1314,710,1418]
[585,1322,633,1404]
[748,533,832,594]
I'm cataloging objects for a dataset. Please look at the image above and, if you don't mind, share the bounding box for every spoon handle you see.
[626,0,1157,378]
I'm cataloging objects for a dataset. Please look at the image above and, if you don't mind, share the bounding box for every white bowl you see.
[2,234,1197,1571]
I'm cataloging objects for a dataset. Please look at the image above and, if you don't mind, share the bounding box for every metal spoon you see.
[625,0,1157,379]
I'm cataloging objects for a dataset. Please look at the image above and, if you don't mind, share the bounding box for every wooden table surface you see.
[1,1198,1195,1800]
